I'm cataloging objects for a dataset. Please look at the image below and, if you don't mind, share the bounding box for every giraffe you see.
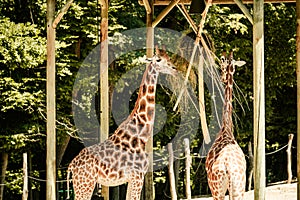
[67,46,176,200]
[205,52,246,200]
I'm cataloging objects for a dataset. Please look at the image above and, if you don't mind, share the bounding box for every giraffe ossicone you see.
[205,52,246,200]
[67,46,176,200]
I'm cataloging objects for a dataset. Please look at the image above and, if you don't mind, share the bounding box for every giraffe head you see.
[150,45,177,76]
[220,52,245,84]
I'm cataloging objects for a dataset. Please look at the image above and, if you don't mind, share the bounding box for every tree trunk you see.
[0,152,8,200]
[57,135,70,167]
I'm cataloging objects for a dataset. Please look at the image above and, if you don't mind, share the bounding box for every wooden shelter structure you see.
[45,0,300,200]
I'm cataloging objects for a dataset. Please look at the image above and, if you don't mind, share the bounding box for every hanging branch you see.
[173,0,212,111]
[52,0,74,29]
[173,1,213,144]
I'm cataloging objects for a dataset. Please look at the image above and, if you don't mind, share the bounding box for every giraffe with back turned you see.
[205,52,246,200]
[67,46,176,200]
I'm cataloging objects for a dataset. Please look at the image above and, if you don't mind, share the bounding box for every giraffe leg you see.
[208,169,228,200]
[72,174,96,200]
[228,173,246,200]
[125,173,145,200]
[227,149,246,200]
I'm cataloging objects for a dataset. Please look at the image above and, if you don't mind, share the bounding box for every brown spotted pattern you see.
[205,53,246,200]
[67,48,176,200]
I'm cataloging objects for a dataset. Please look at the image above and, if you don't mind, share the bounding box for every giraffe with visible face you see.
[67,46,176,200]
[205,52,246,200]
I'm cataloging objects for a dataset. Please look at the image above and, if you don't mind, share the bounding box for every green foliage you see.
[0,0,297,198]
[0,18,46,157]
[4,170,23,196]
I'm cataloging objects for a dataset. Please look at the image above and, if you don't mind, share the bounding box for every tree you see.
[0,18,46,198]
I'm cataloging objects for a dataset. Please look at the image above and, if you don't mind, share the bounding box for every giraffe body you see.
[68,138,148,200]
[67,47,176,200]
[205,53,246,200]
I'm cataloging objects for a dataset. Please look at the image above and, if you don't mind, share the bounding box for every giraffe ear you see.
[234,60,246,67]
[155,44,160,55]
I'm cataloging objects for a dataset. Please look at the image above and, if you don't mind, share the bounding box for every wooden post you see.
[287,134,294,184]
[184,139,191,200]
[46,0,56,199]
[167,143,177,200]
[253,0,265,198]
[145,0,154,199]
[99,0,109,199]
[296,0,300,197]
[0,153,8,200]
[248,141,254,191]
[22,153,28,200]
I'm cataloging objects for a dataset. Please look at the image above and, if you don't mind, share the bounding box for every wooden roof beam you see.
[176,4,197,32]
[139,0,295,5]
[233,0,253,24]
[152,0,180,27]
[142,0,152,14]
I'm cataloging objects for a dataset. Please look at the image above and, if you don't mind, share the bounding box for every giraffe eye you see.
[156,58,161,62]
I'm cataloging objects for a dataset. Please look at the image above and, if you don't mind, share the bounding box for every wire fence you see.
[0,136,296,200]
[0,143,295,186]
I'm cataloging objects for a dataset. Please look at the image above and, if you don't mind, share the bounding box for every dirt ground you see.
[182,183,297,200]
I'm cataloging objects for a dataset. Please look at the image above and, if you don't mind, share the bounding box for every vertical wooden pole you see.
[167,143,177,200]
[296,0,300,197]
[253,0,265,198]
[22,153,28,200]
[287,134,294,184]
[0,153,8,200]
[145,1,154,199]
[248,141,254,191]
[46,0,56,200]
[184,139,191,200]
[99,0,109,199]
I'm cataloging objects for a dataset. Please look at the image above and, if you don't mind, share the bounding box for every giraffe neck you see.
[220,61,234,139]
[132,62,158,125]
[118,62,158,144]
[222,82,233,126]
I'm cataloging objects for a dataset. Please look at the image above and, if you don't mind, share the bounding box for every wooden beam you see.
[99,0,109,199]
[145,1,154,199]
[210,0,295,4]
[46,0,56,200]
[152,0,180,27]
[143,0,152,14]
[233,0,253,24]
[176,4,197,33]
[139,0,295,5]
[253,0,265,198]
[52,0,74,29]
[296,0,300,198]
